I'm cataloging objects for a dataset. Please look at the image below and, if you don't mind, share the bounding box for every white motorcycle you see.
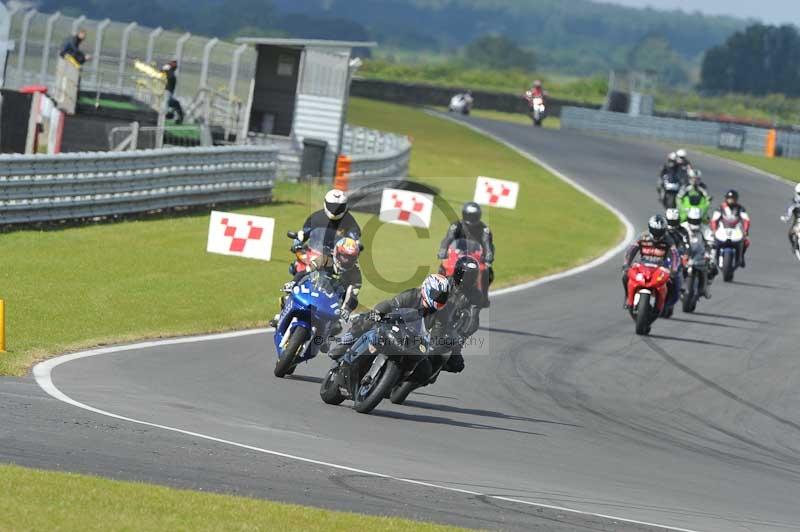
[448,93,473,115]
[530,96,546,127]
[714,221,745,282]
[780,215,800,261]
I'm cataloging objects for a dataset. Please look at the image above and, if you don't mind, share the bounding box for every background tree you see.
[627,34,689,87]
[464,35,536,71]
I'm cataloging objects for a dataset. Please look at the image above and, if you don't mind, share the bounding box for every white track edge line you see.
[31,116,705,532]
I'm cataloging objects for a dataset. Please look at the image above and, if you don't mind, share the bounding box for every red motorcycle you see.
[439,239,487,291]
[625,262,671,335]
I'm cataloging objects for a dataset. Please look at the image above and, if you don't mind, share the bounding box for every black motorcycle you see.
[320,309,430,414]
[682,234,711,313]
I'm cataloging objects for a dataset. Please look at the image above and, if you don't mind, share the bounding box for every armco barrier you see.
[0,145,276,225]
[560,107,792,157]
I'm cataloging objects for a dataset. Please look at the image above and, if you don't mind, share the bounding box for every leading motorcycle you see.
[625,262,671,335]
[320,309,430,414]
[660,173,682,209]
[781,215,800,262]
[273,270,347,378]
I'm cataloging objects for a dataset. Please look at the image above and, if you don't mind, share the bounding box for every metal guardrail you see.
[344,125,412,188]
[0,145,276,225]
[560,107,788,157]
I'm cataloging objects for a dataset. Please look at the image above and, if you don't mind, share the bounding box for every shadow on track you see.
[373,410,546,436]
[667,317,751,330]
[646,334,739,349]
[403,400,581,428]
[286,374,323,384]
[479,326,560,340]
[692,311,767,324]
[732,280,780,290]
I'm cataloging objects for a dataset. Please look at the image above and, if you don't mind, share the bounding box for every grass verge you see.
[0,464,468,532]
[0,97,621,376]
[698,148,800,183]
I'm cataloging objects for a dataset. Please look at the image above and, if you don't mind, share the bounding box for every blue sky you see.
[604,0,800,25]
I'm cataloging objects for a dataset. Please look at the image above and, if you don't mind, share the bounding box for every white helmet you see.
[795,182,800,203]
[676,149,688,161]
[687,207,702,229]
[324,189,348,220]
[668,152,677,162]
[665,208,680,227]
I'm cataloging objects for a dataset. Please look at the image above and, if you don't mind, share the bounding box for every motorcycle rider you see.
[780,183,800,248]
[710,190,751,267]
[296,189,361,251]
[438,202,495,307]
[682,206,717,298]
[328,274,463,372]
[666,208,690,255]
[675,149,693,172]
[622,215,681,311]
[270,237,362,327]
[657,152,679,201]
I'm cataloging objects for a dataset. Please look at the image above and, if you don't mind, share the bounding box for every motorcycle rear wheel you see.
[354,360,401,414]
[635,293,652,335]
[274,326,309,378]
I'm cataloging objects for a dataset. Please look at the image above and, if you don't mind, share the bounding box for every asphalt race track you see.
[4,116,800,532]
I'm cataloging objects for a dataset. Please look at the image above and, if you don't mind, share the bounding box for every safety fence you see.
[0,145,276,225]
[3,8,256,110]
[561,107,800,159]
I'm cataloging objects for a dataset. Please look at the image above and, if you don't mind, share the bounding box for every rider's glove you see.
[297,230,307,242]
[367,310,382,322]
[282,281,295,292]
[339,309,351,322]
[781,215,789,222]
[437,250,447,260]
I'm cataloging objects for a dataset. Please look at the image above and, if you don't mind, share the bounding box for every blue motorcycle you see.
[273,271,344,378]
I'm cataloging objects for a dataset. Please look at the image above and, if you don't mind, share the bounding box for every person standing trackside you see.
[161,60,184,124]
[60,29,91,66]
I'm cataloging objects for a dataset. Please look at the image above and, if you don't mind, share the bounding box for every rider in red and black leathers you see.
[438,202,494,307]
[622,215,681,309]
[710,190,751,267]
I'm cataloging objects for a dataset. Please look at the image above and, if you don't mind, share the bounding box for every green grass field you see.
[0,97,621,376]
[699,148,800,183]
[0,464,468,532]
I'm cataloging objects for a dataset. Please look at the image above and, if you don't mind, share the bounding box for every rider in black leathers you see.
[438,202,494,306]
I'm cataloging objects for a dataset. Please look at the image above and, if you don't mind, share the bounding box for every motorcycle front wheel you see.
[635,293,652,335]
[354,360,401,414]
[274,326,309,378]
[722,252,735,282]
[390,380,419,405]
[682,273,698,313]
[320,366,346,405]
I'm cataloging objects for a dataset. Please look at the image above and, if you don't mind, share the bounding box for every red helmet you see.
[333,237,359,272]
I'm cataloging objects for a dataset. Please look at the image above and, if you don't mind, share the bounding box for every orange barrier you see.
[765,129,777,158]
[334,155,352,191]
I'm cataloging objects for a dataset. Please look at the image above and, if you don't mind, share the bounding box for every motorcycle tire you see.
[663,191,676,209]
[722,252,734,282]
[320,366,346,405]
[354,360,401,414]
[274,326,309,378]
[635,293,652,336]
[390,380,418,405]
[683,274,698,313]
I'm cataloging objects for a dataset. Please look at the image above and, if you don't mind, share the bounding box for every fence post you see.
[131,121,139,150]
[117,22,137,91]
[91,19,110,90]
[765,129,777,158]
[0,299,5,352]
[175,32,191,70]
[199,37,218,89]
[70,15,86,36]
[15,10,37,86]
[40,11,61,85]
[145,27,162,64]
[229,44,247,98]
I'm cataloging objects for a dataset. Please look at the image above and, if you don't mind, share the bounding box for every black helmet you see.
[462,202,481,226]
[725,189,739,205]
[452,256,480,288]
[648,214,667,242]
[689,193,701,206]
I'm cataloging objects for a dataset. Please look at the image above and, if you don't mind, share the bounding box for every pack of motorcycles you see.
[629,166,748,335]
[272,229,485,415]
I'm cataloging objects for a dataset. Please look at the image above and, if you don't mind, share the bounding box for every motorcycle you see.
[448,93,473,115]
[320,309,430,414]
[781,215,800,262]
[389,284,481,406]
[681,234,711,313]
[529,96,546,127]
[660,173,682,209]
[273,270,348,378]
[678,191,711,223]
[714,219,745,282]
[286,227,336,276]
[625,262,672,335]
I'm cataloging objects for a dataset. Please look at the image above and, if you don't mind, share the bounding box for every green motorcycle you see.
[678,189,711,223]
